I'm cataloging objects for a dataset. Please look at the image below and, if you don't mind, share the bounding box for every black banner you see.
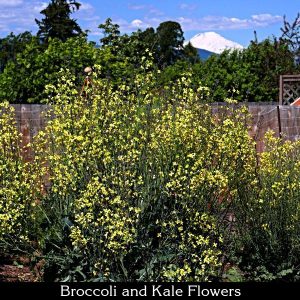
[0,282,299,298]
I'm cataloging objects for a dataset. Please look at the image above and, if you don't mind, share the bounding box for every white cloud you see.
[149,8,163,16]
[0,24,9,32]
[128,4,163,16]
[179,3,197,10]
[0,1,49,35]
[110,12,282,35]
[131,19,144,27]
[0,0,23,7]
[74,1,98,23]
[0,12,18,19]
[87,30,103,37]
[251,13,282,25]
[117,17,163,32]
[177,14,283,31]
[117,13,282,34]
[33,2,48,12]
[80,2,94,11]
[128,4,148,11]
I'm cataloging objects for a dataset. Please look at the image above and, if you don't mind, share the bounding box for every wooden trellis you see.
[279,74,300,105]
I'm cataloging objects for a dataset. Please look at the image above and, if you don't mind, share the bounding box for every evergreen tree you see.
[281,13,300,66]
[35,0,82,43]
[156,21,184,68]
[183,42,200,64]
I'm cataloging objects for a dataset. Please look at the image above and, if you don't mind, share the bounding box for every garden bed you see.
[0,254,38,282]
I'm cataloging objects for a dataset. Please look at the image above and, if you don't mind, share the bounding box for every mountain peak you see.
[187,32,244,54]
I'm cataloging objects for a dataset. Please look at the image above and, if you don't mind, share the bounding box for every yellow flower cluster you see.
[70,177,140,278]
[30,65,259,280]
[0,102,41,244]
[160,212,222,282]
[256,130,300,235]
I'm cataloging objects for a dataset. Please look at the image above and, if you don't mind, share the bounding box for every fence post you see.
[279,75,283,105]
[277,105,282,138]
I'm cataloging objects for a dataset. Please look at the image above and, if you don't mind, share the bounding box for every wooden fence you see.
[7,103,300,154]
[11,104,48,161]
[249,104,300,152]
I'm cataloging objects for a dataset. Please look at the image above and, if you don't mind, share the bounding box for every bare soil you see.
[0,254,39,282]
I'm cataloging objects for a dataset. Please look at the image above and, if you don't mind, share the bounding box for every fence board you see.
[6,103,300,154]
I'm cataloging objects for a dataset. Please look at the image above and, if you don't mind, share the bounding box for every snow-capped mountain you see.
[186,32,244,55]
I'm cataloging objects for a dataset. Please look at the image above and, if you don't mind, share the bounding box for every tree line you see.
[0,0,299,104]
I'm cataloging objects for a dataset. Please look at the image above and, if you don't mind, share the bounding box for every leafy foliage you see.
[98,18,187,70]
[98,18,121,48]
[0,31,33,72]
[35,0,83,43]
[0,36,98,103]
[192,37,296,102]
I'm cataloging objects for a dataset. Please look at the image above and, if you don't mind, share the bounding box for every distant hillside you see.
[197,48,215,60]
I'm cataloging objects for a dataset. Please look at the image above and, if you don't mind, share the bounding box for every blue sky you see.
[0,0,299,46]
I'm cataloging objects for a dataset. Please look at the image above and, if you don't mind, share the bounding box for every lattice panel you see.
[279,75,300,105]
